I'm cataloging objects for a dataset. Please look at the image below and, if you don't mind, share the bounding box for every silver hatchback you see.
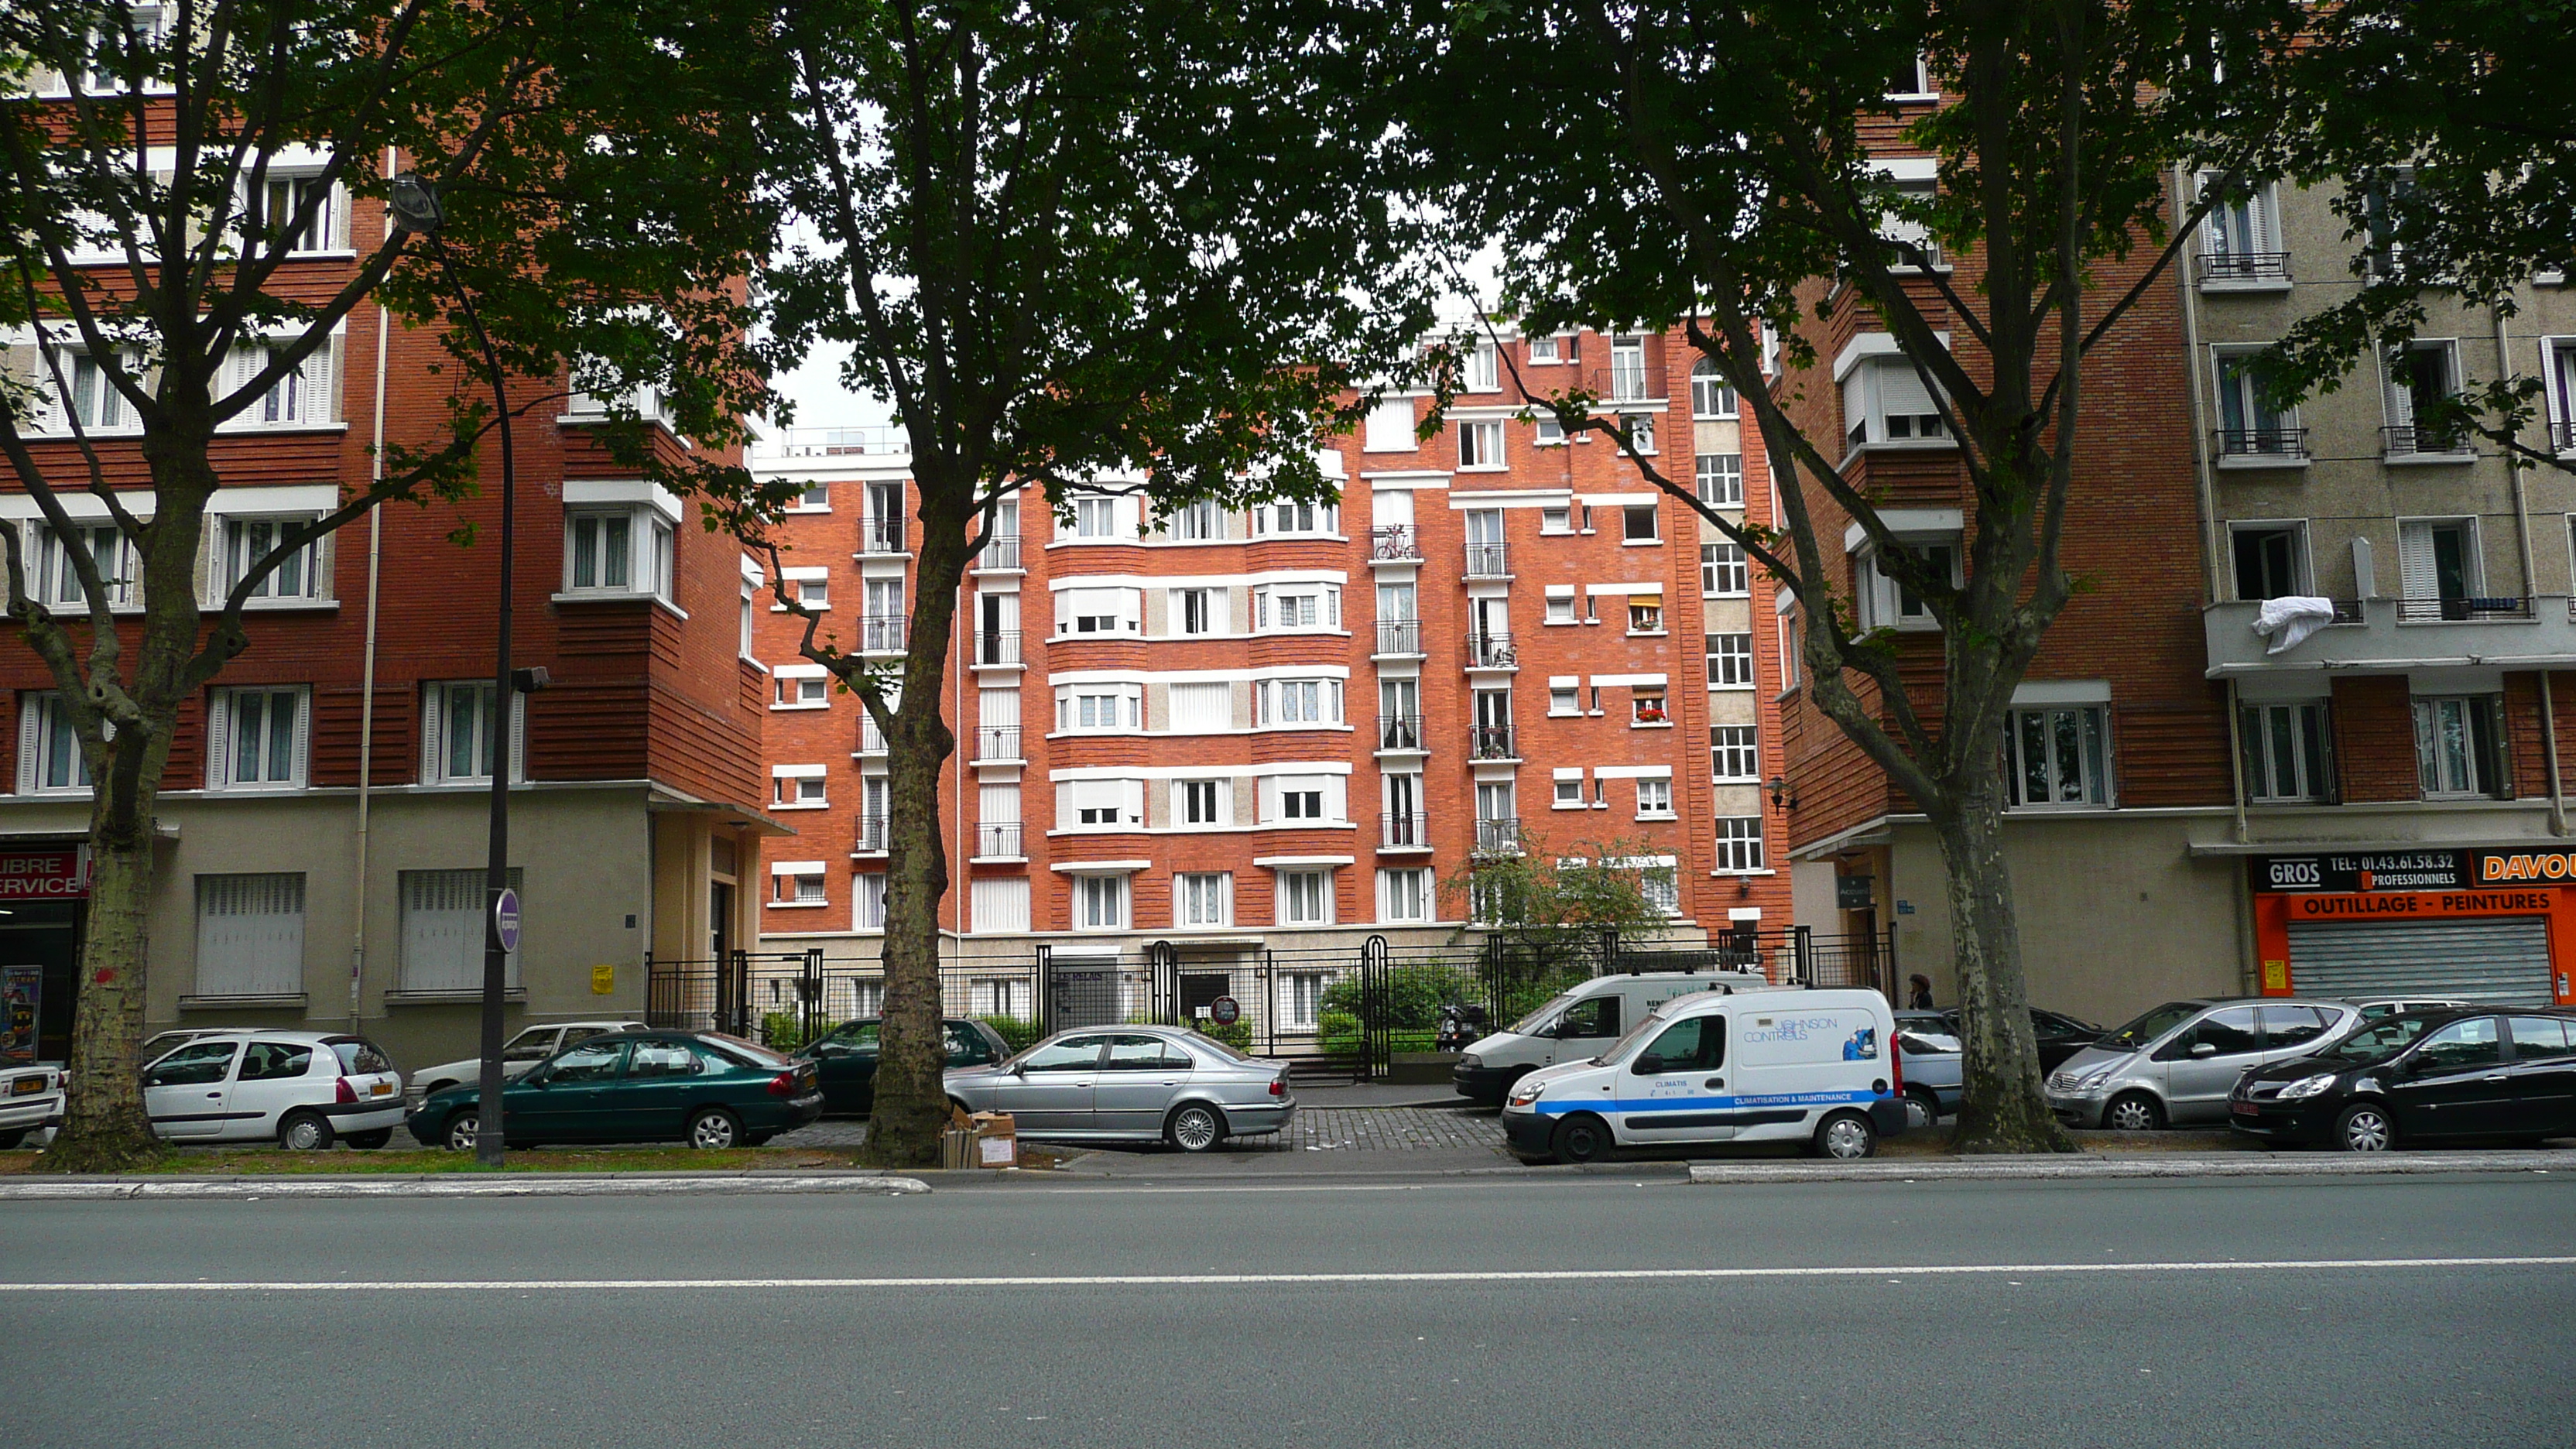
[2045,997,2358,1130]
[944,1026,1294,1152]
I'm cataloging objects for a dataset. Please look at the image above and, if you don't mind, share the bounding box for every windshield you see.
[1509,992,1579,1037]
[2321,1015,2437,1064]
[1596,1007,1680,1065]
[2095,1002,2204,1053]
[695,1033,790,1068]
[1184,1030,1254,1064]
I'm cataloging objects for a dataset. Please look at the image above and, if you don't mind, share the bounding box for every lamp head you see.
[388,172,444,236]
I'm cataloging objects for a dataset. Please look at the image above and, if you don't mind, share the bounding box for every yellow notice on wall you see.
[2260,959,2289,992]
[591,964,616,995]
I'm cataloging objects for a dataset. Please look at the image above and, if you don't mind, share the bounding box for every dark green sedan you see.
[406,1031,822,1151]
[806,1017,1012,1115]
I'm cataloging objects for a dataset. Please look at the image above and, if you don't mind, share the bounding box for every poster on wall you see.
[2,964,38,1065]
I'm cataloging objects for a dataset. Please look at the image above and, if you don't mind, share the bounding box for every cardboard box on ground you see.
[944,1106,1019,1169]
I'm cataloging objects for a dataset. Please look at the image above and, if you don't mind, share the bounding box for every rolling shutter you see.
[2286,916,2556,1007]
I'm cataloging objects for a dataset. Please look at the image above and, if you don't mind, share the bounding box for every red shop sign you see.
[0,849,88,900]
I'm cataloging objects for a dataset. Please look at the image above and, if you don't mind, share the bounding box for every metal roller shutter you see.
[2286,917,2556,1007]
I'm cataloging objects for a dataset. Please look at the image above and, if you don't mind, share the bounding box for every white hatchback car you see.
[142,1031,406,1149]
[0,1062,67,1149]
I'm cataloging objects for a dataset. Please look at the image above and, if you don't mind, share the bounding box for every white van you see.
[1500,987,1908,1162]
[1453,970,1769,1105]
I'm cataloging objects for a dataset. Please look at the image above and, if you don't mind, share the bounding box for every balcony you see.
[2197,251,2292,286]
[1464,632,1517,670]
[975,821,1024,859]
[855,814,889,854]
[1464,541,1509,577]
[770,425,905,457]
[1370,525,1422,562]
[978,533,1022,571]
[858,718,888,755]
[1473,817,1523,855]
[860,615,906,654]
[2552,420,2576,455]
[975,724,1023,762]
[1469,724,1517,762]
[862,512,907,554]
[1380,812,1430,851]
[2214,427,2309,464]
[2381,424,2474,461]
[2203,594,2576,678]
[1374,714,1426,753]
[1375,619,1423,657]
[975,630,1021,666]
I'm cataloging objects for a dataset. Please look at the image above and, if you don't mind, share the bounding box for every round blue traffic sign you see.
[494,888,522,954]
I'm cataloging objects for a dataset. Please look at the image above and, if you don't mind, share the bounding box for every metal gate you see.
[2287,916,2557,1006]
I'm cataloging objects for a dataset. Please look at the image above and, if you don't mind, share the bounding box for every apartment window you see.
[1707,633,1754,688]
[1632,687,1668,724]
[1279,870,1334,927]
[1628,601,1663,634]
[1636,779,1674,818]
[1168,681,1231,734]
[2547,340,2576,453]
[1876,176,1944,270]
[1464,339,1499,392]
[1609,335,1648,401]
[789,481,829,512]
[772,770,827,809]
[2396,519,2480,617]
[1170,500,1222,540]
[1553,775,1586,810]
[2006,705,2112,810]
[1622,413,1657,455]
[1546,593,1576,625]
[1857,541,1958,630]
[774,869,826,905]
[864,578,905,642]
[1886,52,1933,98]
[2414,696,2509,799]
[1842,355,1948,447]
[208,686,307,790]
[1702,543,1748,597]
[1177,872,1231,927]
[1534,413,1565,446]
[46,348,135,431]
[1069,779,1139,827]
[1690,359,1738,420]
[1458,420,1505,470]
[1695,453,1744,507]
[194,873,306,999]
[1257,586,1337,631]
[1075,874,1129,931]
[221,516,322,601]
[2241,701,2336,803]
[423,680,518,785]
[2199,180,2285,283]
[1275,777,1327,821]
[1363,397,1416,452]
[775,674,828,709]
[1779,608,1801,690]
[2361,169,2418,281]
[565,508,674,601]
[854,873,889,930]
[29,522,135,609]
[1177,779,1224,827]
[1639,865,1680,916]
[1712,725,1759,782]
[1281,971,1328,1027]
[233,343,329,426]
[1060,689,1140,731]
[399,868,522,992]
[2213,350,2303,457]
[2232,526,2307,601]
[2384,340,2469,454]
[1550,686,1579,716]
[1623,505,1660,543]
[16,693,92,794]
[1714,817,1766,872]
[1527,334,1563,365]
[739,576,757,656]
[1064,586,1138,635]
[1253,500,1335,536]
[1259,679,1341,726]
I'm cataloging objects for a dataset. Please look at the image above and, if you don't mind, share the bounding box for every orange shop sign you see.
[2475,850,2576,883]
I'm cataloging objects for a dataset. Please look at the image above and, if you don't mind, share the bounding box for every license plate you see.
[370,1081,393,1097]
[2232,1101,2258,1115]
[10,1078,42,1096]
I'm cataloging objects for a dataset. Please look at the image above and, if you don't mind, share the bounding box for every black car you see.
[1937,1007,2105,1072]
[2229,1007,2576,1152]
[805,1017,1012,1115]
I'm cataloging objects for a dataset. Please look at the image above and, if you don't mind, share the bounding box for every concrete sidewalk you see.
[1687,1150,2571,1184]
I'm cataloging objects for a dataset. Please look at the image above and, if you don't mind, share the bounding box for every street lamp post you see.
[391,173,518,1169]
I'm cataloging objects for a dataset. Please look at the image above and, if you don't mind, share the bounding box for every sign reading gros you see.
[0,850,87,901]
[2252,851,2465,893]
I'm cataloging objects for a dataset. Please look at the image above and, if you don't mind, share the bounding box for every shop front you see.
[2249,849,2576,1009]
[0,844,87,1066]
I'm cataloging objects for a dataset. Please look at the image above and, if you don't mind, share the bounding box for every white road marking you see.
[4,1256,2571,1293]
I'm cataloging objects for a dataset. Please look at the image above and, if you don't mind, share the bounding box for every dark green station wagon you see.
[406,1031,823,1151]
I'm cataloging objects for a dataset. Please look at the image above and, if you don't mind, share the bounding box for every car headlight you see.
[2279,1073,2338,1101]
[1460,1053,1482,1070]
[2072,1065,2118,1091]
[1506,1080,1545,1108]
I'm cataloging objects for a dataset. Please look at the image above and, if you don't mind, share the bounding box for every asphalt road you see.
[5,1173,2573,1447]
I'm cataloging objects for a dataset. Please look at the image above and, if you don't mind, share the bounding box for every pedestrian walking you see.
[1907,974,1934,1011]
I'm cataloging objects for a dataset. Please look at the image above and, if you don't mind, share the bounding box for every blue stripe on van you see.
[1532,1088,1883,1116]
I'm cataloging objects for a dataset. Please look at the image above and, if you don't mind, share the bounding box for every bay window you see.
[564,505,676,601]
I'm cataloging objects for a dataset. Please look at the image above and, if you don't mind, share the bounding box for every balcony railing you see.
[1375,714,1425,752]
[861,615,906,653]
[975,724,1022,760]
[768,425,905,457]
[975,822,1024,858]
[2552,420,2576,454]
[2396,595,2534,623]
[1381,812,1429,849]
[1474,817,1523,855]
[977,533,1022,570]
[855,814,889,852]
[1464,541,1509,577]
[1464,632,1517,669]
[2382,423,2472,458]
[2197,251,2292,284]
[975,630,1021,666]
[1469,724,1517,761]
[862,512,906,554]
[858,718,887,754]
[1375,619,1423,656]
[2215,427,2309,461]
[1370,524,1422,561]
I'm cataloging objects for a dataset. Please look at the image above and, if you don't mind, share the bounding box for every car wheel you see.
[0,1129,25,1150]
[443,1112,480,1153]
[2334,1101,2394,1153]
[1903,1085,1941,1128]
[1813,1109,1877,1160]
[278,1110,335,1152]
[687,1106,744,1150]
[1549,1112,1614,1165]
[2102,1092,2165,1132]
[344,1129,392,1150]
[1164,1102,1225,1153]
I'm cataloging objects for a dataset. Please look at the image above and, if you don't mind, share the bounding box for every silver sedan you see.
[944,1026,1294,1151]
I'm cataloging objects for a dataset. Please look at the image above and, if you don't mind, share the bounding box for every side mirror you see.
[2189,1042,2218,1059]
[1632,1053,1665,1076]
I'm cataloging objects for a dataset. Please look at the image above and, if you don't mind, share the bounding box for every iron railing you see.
[1375,619,1423,656]
[1381,812,1429,848]
[2198,251,2292,284]
[976,822,1024,858]
[861,614,906,653]
[766,426,904,457]
[975,724,1022,760]
[1464,541,1509,577]
[2382,423,2472,457]
[2215,426,2308,460]
[858,718,887,754]
[2396,594,2533,622]
[1465,632,1517,669]
[1469,723,1517,760]
[855,814,889,852]
[862,512,906,553]
[1370,525,1422,561]
[2551,419,2576,454]
[1375,713,1426,752]
[1473,817,1523,854]
[975,629,1021,666]
[978,534,1022,570]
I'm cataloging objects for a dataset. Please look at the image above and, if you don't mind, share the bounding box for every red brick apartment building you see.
[750,325,1793,1027]
[1769,81,2576,1022]
[0,162,774,1069]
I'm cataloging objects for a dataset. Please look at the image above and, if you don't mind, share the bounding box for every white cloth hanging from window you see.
[2252,595,2337,654]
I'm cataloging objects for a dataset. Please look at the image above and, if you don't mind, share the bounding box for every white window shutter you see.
[1256,776,1275,822]
[1330,680,1345,722]
[1327,776,1348,820]
[301,335,336,424]
[1255,683,1271,726]
[28,351,66,434]
[16,698,41,793]
[1327,588,1341,628]
[509,690,527,783]
[1878,358,1937,417]
[290,687,311,788]
[420,685,444,783]
[1255,591,1269,629]
[206,690,232,790]
[2396,522,2437,601]
[2383,348,2415,426]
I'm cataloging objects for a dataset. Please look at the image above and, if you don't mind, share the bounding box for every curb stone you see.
[1687,1152,2566,1184]
[0,1173,932,1201]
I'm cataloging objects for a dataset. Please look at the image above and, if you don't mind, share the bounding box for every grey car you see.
[944,1026,1294,1152]
[1895,1010,1961,1125]
[2045,996,2357,1130]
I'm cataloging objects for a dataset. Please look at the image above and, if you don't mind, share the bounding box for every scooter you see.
[1436,1002,1488,1054]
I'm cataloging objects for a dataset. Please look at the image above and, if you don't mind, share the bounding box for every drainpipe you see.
[2490,299,2567,835]
[2223,677,2250,844]
[348,272,392,1027]
[2174,165,2223,604]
